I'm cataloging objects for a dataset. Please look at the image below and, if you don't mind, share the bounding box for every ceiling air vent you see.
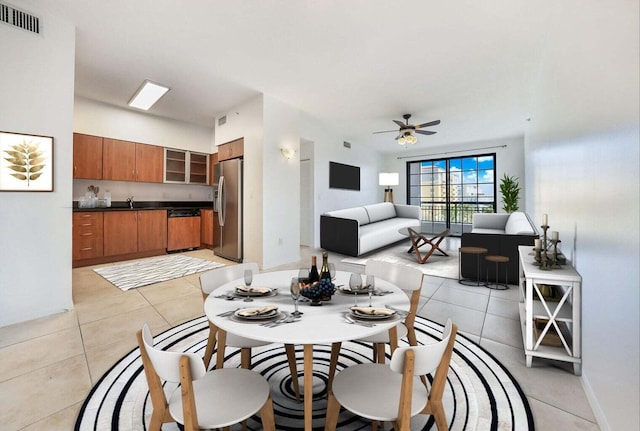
[343,141,351,149]
[218,115,227,126]
[0,2,40,34]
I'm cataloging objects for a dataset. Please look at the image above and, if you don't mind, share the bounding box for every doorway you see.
[299,139,314,247]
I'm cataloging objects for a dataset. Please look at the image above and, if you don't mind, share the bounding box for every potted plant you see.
[500,174,521,213]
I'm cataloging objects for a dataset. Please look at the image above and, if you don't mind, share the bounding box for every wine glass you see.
[243,269,253,302]
[366,275,375,307]
[290,277,303,316]
[328,263,336,280]
[298,268,310,302]
[349,273,362,306]
[298,268,309,283]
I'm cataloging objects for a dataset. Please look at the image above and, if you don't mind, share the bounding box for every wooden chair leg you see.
[240,347,251,369]
[328,342,341,391]
[285,344,301,401]
[203,321,218,369]
[259,395,276,431]
[427,399,449,431]
[216,330,227,369]
[375,343,386,364]
[324,391,341,431]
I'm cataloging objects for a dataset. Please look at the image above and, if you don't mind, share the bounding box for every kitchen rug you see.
[93,255,225,291]
[74,316,534,431]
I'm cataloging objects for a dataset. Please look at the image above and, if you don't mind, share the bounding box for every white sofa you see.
[320,202,420,257]
[470,212,537,235]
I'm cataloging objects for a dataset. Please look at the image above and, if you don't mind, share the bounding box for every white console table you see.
[518,246,582,375]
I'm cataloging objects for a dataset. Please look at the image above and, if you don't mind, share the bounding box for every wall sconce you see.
[280,148,295,160]
[379,172,399,203]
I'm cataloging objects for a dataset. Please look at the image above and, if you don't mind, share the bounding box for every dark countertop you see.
[73,201,215,212]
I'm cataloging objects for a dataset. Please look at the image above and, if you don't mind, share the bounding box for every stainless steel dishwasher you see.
[167,208,201,252]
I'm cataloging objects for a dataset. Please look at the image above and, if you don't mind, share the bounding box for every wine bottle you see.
[309,256,320,283]
[320,251,331,280]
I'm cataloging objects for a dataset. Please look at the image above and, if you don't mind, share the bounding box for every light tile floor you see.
[0,242,600,430]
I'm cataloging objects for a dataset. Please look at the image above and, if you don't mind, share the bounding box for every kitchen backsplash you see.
[73,179,214,202]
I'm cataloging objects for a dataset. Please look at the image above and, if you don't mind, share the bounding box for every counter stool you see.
[458,246,488,286]
[485,255,510,290]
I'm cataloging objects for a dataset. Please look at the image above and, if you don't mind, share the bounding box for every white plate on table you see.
[233,286,277,298]
[337,286,370,295]
[231,306,282,323]
[349,307,397,321]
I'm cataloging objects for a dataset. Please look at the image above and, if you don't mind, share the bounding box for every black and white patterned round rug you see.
[74,316,534,430]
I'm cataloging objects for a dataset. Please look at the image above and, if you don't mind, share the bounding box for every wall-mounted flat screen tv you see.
[329,161,360,191]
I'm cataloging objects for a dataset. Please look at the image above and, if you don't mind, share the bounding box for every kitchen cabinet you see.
[103,139,164,183]
[518,246,582,375]
[189,152,208,184]
[72,212,103,260]
[103,138,136,181]
[104,210,168,256]
[200,209,215,247]
[135,143,164,183]
[217,138,243,162]
[73,133,103,179]
[165,148,187,183]
[73,209,170,267]
[164,149,209,184]
[209,153,218,186]
[168,216,201,251]
[138,210,167,251]
[104,211,138,256]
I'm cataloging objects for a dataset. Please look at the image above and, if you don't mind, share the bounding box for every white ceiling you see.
[25,1,554,153]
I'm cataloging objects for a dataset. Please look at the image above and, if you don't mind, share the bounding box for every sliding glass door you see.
[407,154,496,235]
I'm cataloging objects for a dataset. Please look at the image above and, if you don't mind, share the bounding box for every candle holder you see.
[533,247,542,266]
[551,239,562,269]
[539,224,551,270]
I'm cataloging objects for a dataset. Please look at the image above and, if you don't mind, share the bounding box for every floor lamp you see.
[379,172,399,203]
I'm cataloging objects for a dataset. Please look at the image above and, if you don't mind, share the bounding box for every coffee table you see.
[398,227,450,264]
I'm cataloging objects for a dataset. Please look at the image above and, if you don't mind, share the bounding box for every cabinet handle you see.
[80,233,93,236]
[80,247,93,251]
[80,214,92,218]
[81,223,92,226]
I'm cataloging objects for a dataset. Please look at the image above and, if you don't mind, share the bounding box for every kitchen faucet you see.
[127,196,134,209]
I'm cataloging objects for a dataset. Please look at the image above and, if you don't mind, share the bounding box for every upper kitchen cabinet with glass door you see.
[164,148,208,184]
[189,152,208,184]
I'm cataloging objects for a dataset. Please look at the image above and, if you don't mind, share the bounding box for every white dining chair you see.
[200,262,300,400]
[328,260,424,386]
[137,323,276,431]
[325,319,458,431]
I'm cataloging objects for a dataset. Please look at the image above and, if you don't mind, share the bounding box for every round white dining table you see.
[204,269,410,431]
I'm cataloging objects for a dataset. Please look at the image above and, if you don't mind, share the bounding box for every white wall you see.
[300,113,383,248]
[74,97,215,153]
[0,6,75,327]
[261,96,301,268]
[525,1,639,430]
[383,136,525,210]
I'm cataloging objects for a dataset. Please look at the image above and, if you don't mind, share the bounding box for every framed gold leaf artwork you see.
[0,131,54,192]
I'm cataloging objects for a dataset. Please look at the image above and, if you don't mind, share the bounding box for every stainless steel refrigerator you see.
[215,158,243,262]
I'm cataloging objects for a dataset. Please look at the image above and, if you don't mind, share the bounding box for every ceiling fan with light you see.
[373,114,440,145]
